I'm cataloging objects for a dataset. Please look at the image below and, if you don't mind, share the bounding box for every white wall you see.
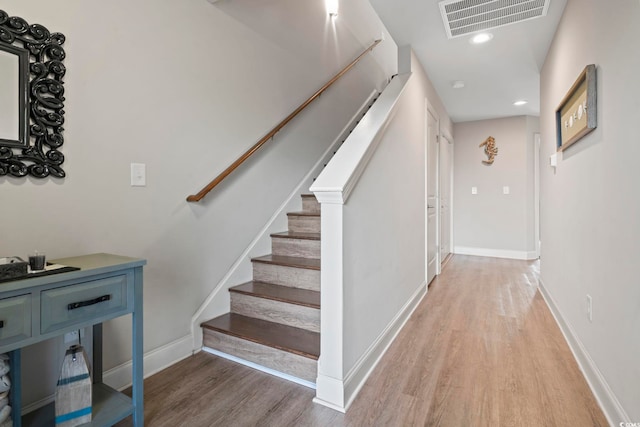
[312,48,451,411]
[0,0,395,407]
[343,49,450,374]
[453,116,539,259]
[539,0,640,422]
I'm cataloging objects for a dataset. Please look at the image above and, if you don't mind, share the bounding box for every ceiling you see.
[369,0,567,123]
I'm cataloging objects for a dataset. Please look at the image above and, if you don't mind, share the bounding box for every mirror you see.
[0,10,67,178]
[0,42,28,146]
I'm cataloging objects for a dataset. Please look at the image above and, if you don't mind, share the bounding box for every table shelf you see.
[22,383,133,427]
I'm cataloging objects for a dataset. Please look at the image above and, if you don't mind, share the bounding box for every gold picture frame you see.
[555,64,597,151]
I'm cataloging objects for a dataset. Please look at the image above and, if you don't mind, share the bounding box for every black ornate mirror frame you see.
[0,10,66,178]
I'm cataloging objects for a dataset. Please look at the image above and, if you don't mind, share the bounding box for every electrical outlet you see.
[131,163,146,187]
[586,295,593,322]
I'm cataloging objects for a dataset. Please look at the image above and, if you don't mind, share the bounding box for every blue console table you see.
[0,253,146,426]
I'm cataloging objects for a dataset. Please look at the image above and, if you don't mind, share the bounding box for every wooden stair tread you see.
[301,194,317,198]
[230,281,320,309]
[252,254,320,270]
[286,211,320,217]
[202,313,319,359]
[270,231,320,241]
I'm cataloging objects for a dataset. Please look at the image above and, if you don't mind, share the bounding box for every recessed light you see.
[470,33,493,44]
[513,100,528,106]
[451,80,465,89]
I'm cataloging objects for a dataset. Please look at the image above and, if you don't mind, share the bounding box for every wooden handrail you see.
[187,39,382,202]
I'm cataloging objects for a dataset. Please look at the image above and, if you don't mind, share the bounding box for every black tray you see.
[0,263,80,284]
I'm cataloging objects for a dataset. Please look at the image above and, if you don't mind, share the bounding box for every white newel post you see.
[311,192,347,412]
[309,74,412,411]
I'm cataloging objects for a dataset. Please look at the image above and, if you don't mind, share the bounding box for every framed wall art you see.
[555,64,597,152]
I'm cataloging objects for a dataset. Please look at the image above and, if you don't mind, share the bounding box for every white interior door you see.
[439,134,452,264]
[426,105,439,284]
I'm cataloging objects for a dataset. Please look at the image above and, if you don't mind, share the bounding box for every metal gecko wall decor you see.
[479,136,497,165]
[0,10,66,178]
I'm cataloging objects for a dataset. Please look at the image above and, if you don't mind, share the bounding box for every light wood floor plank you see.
[116,255,608,427]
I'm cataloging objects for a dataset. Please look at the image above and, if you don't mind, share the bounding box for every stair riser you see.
[252,263,320,291]
[272,237,320,258]
[231,293,320,333]
[302,197,320,214]
[288,216,320,233]
[203,329,317,382]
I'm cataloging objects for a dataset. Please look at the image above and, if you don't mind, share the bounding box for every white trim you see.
[22,395,54,416]
[310,74,412,204]
[538,280,629,425]
[313,375,348,412]
[438,129,454,266]
[202,347,316,390]
[450,139,455,258]
[453,246,538,260]
[314,203,345,409]
[190,89,379,349]
[425,99,440,279]
[104,334,193,391]
[314,281,427,412]
[441,129,454,145]
[534,133,541,258]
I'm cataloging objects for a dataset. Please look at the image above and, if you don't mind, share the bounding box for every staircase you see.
[201,194,321,383]
[199,90,384,385]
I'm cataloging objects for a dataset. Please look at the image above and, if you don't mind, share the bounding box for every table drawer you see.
[0,294,32,346]
[41,274,130,334]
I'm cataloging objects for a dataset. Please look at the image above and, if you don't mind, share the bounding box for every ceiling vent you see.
[439,0,551,39]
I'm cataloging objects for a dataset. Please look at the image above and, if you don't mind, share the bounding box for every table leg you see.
[93,323,103,384]
[9,349,21,427]
[132,267,144,426]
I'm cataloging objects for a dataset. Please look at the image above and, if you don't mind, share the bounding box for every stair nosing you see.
[270,231,320,241]
[201,313,319,359]
[252,254,320,270]
[230,281,320,309]
[286,211,320,217]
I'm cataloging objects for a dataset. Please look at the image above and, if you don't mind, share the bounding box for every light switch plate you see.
[131,163,146,186]
[471,187,478,195]
[503,186,510,195]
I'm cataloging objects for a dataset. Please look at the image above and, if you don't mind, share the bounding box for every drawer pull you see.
[0,320,3,328]
[67,294,111,311]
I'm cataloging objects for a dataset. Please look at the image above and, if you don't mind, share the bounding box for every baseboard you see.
[538,280,629,425]
[454,246,538,260]
[441,253,453,269]
[314,281,427,412]
[189,89,380,351]
[104,334,193,391]
[22,395,54,416]
[313,374,348,412]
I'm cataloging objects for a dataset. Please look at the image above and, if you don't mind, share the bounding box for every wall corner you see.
[398,45,413,74]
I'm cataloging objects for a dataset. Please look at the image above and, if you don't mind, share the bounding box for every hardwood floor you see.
[116,255,608,427]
